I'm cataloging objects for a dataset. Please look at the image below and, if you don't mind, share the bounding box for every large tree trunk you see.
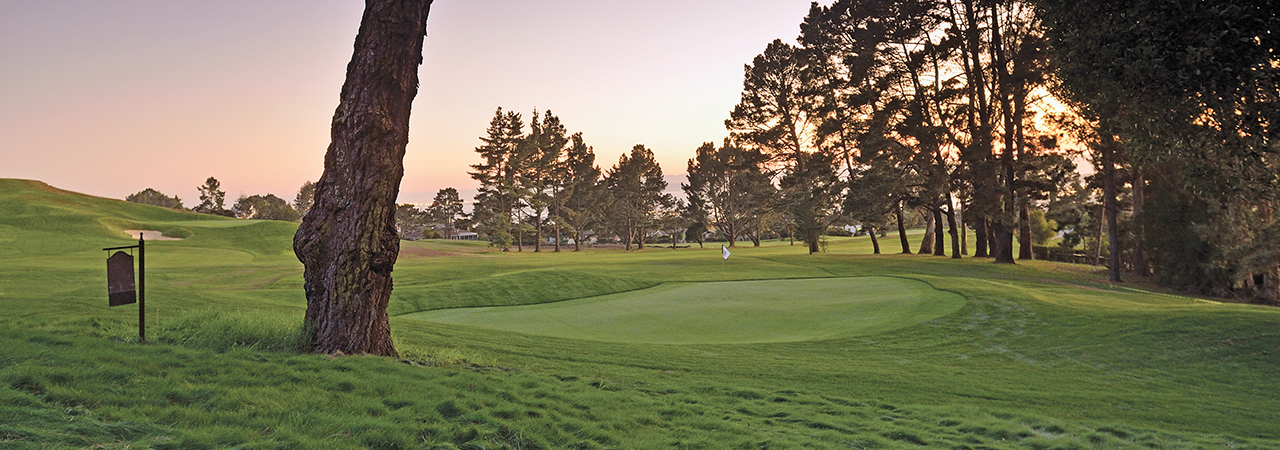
[945,192,961,259]
[991,220,1015,263]
[991,5,1016,265]
[534,210,543,252]
[958,200,967,255]
[1102,136,1122,282]
[1132,167,1147,275]
[1018,198,1033,260]
[901,200,911,253]
[868,226,881,254]
[933,207,945,256]
[974,215,989,257]
[554,220,561,252]
[918,210,935,255]
[293,0,432,357]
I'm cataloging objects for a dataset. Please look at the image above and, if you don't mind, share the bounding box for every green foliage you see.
[125,187,184,209]
[559,132,605,250]
[469,107,526,246]
[683,141,774,246]
[396,203,429,239]
[1041,0,1280,297]
[193,176,231,216]
[781,150,842,254]
[1028,209,1057,246]
[1141,179,1232,295]
[429,187,464,238]
[232,193,299,221]
[603,145,672,249]
[293,180,316,218]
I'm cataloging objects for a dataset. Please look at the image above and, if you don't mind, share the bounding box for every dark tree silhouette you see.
[126,188,183,209]
[195,177,227,215]
[293,0,432,356]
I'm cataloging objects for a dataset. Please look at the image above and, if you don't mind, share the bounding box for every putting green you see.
[402,277,966,344]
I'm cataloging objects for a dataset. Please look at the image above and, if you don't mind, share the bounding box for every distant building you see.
[451,231,478,241]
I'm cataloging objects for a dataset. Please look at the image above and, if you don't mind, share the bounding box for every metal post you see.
[138,235,145,342]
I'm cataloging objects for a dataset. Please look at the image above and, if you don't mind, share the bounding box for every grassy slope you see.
[1,178,1278,449]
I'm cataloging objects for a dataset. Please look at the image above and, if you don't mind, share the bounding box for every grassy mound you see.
[2,179,1279,449]
[407,277,965,344]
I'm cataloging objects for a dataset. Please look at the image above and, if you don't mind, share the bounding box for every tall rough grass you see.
[151,308,311,353]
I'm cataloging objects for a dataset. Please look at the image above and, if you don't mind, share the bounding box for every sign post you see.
[104,235,145,342]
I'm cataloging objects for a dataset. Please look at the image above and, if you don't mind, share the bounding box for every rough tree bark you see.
[918,210,935,255]
[933,207,945,256]
[974,215,989,257]
[1018,199,1033,260]
[991,3,1017,265]
[945,192,961,259]
[293,0,432,357]
[1132,167,1147,276]
[896,200,912,254]
[1102,135,1122,282]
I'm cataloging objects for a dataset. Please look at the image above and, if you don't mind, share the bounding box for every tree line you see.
[747,0,1275,301]
[455,0,1277,303]
[125,177,318,222]
[460,107,677,251]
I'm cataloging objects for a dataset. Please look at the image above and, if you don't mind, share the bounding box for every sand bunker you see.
[123,230,183,241]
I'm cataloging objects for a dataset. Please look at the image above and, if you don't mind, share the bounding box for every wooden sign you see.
[107,251,136,306]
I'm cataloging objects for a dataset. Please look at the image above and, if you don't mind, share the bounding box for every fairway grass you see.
[406,277,965,344]
[3,179,1280,449]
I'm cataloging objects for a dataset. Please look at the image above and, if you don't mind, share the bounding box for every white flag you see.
[721,245,731,260]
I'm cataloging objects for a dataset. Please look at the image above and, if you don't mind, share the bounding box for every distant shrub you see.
[824,227,852,237]
[126,188,184,209]
[232,194,299,221]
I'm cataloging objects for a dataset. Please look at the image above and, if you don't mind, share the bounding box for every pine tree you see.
[195,177,227,214]
[468,107,527,250]
[604,145,670,250]
[559,133,602,251]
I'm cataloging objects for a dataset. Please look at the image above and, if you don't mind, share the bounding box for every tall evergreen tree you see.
[604,145,670,250]
[428,187,463,238]
[780,150,843,254]
[524,110,569,252]
[560,133,603,252]
[468,107,527,250]
[195,177,227,215]
[682,141,773,247]
[727,39,815,161]
[293,181,316,218]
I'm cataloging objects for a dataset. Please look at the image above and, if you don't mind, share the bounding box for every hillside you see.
[2,179,1278,449]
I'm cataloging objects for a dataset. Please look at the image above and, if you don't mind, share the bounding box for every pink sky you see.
[1,1,820,204]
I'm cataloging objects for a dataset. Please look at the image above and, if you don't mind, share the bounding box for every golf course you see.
[2,178,1279,449]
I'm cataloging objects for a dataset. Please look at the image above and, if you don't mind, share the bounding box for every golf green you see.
[403,276,966,344]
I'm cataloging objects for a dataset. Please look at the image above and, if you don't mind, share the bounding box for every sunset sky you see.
[1,1,821,205]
